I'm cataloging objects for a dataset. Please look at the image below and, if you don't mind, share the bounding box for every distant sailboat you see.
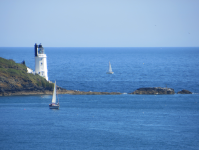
[106,61,114,74]
[49,81,59,109]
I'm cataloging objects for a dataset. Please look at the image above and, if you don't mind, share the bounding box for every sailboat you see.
[106,61,114,74]
[49,81,59,109]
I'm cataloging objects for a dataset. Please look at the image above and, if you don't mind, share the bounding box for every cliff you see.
[130,87,175,95]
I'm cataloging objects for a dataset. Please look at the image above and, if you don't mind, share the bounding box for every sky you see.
[0,0,199,47]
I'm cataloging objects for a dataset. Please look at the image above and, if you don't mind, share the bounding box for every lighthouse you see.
[34,43,48,81]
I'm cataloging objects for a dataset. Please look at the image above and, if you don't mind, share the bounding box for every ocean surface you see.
[0,47,199,149]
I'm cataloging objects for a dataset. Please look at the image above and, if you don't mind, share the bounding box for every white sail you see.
[52,81,56,103]
[109,61,112,72]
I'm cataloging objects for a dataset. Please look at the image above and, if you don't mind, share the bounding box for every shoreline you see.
[0,88,193,96]
[0,89,122,96]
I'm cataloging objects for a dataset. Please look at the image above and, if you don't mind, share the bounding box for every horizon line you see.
[0,46,199,48]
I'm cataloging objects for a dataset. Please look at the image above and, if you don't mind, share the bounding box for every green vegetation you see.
[0,58,27,71]
[0,57,53,90]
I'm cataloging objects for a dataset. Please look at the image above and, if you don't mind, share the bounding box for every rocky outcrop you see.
[177,89,192,94]
[129,87,175,95]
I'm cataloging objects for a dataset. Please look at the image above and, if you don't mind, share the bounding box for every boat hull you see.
[106,72,114,74]
[49,104,59,109]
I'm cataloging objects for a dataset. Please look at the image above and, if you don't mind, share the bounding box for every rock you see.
[129,87,175,95]
[177,89,192,94]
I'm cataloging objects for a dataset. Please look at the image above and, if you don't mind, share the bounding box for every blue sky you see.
[0,0,199,47]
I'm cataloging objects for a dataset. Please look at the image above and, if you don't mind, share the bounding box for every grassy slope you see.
[0,57,53,93]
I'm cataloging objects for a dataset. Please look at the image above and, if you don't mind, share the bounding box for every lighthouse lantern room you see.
[34,43,48,81]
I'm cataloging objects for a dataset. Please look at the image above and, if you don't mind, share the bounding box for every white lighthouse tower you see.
[34,43,48,81]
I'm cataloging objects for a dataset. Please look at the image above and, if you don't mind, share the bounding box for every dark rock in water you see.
[177,89,192,94]
[129,87,175,95]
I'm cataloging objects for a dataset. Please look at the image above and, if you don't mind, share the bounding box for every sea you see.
[0,47,199,150]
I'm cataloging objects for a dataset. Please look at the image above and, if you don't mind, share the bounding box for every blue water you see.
[1,47,199,93]
[0,47,199,149]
